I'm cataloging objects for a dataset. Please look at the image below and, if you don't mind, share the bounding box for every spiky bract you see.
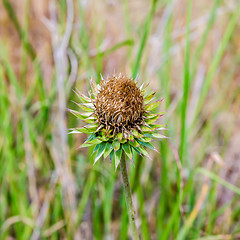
[69,74,166,169]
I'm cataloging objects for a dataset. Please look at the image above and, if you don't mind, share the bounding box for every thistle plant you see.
[69,74,166,239]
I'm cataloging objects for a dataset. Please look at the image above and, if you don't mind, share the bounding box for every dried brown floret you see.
[94,75,145,136]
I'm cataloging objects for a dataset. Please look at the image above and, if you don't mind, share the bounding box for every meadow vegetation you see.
[0,0,240,239]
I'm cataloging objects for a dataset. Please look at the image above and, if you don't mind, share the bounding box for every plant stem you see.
[120,152,139,240]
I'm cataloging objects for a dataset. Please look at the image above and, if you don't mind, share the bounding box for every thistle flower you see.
[69,74,166,169]
[69,73,166,239]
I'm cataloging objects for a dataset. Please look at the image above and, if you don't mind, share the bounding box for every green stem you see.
[120,152,139,240]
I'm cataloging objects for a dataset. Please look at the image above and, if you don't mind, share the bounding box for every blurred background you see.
[0,0,240,239]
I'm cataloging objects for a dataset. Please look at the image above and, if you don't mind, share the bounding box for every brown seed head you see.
[95,74,145,135]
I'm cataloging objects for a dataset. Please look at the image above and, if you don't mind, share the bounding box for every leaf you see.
[137,139,158,152]
[145,100,160,111]
[78,134,98,148]
[147,112,165,119]
[152,133,168,139]
[145,113,164,125]
[88,138,103,145]
[113,140,120,151]
[93,144,100,154]
[104,142,113,159]
[149,124,165,128]
[68,129,83,134]
[75,124,97,134]
[129,139,140,148]
[87,134,96,141]
[99,128,112,139]
[155,127,167,131]
[140,125,152,134]
[80,138,102,148]
[144,91,156,104]
[79,134,102,148]
[146,113,161,119]
[148,124,167,132]
[115,147,122,170]
[145,115,160,124]
[117,132,123,141]
[73,89,91,103]
[94,142,106,165]
[68,109,93,120]
[98,134,109,142]
[70,128,87,134]
[140,137,152,142]
[110,149,114,162]
[132,129,143,138]
[135,145,151,159]
[83,116,96,124]
[120,138,127,144]
[139,82,150,93]
[122,143,133,161]
[132,146,142,156]
[78,102,95,112]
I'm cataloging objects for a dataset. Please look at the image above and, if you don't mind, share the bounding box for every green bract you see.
[69,74,166,169]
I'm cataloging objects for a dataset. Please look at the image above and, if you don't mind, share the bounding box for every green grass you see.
[1,0,240,239]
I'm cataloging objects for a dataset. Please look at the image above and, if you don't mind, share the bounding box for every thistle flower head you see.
[69,74,166,169]
[95,75,145,136]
